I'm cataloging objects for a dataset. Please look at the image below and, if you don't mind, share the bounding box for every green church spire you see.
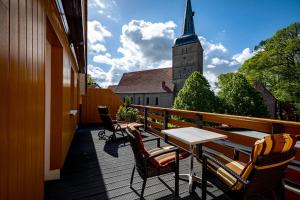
[183,0,195,35]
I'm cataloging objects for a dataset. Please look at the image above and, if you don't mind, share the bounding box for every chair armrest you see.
[143,137,161,147]
[202,152,250,186]
[143,137,160,143]
[146,147,179,160]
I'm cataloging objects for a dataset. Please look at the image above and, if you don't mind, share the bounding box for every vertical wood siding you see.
[0,0,82,198]
[0,0,45,199]
[81,88,124,124]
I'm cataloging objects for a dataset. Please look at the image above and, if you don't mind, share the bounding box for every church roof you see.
[108,85,118,92]
[114,68,174,94]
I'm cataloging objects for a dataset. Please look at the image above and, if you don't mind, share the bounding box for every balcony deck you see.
[45,125,229,200]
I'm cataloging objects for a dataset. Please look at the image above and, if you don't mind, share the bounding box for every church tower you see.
[172,0,203,94]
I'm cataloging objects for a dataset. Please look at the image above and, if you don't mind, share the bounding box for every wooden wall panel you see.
[81,88,123,124]
[0,0,82,198]
[50,46,63,170]
[0,1,9,199]
[0,0,45,199]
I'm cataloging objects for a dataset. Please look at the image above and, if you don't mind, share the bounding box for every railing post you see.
[272,123,285,134]
[144,107,148,130]
[195,114,203,128]
[163,111,169,130]
[195,114,203,160]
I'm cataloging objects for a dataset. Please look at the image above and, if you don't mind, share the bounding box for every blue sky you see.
[87,0,300,88]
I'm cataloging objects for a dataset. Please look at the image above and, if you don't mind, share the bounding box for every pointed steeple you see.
[183,0,195,35]
[174,0,200,46]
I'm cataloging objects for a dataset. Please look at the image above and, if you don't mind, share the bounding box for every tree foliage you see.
[173,72,217,112]
[87,74,97,86]
[217,73,269,117]
[239,22,300,114]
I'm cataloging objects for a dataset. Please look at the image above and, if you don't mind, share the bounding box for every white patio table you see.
[162,127,227,193]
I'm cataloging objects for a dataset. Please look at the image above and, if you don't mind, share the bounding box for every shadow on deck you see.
[45,125,230,200]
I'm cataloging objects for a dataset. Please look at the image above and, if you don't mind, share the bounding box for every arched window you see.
[155,97,159,105]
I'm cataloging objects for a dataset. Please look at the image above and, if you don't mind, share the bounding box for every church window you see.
[155,97,159,105]
[146,97,149,105]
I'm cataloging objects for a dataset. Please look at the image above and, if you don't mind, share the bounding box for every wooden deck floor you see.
[45,125,229,200]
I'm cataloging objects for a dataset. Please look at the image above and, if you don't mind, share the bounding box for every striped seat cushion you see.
[208,133,296,191]
[148,146,189,167]
[207,151,247,187]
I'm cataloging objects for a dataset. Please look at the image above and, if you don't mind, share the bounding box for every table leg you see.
[188,144,194,192]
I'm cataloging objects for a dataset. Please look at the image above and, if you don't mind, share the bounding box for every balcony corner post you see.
[195,114,203,128]
[163,111,169,130]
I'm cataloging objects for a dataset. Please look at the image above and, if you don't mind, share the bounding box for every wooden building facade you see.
[0,0,87,199]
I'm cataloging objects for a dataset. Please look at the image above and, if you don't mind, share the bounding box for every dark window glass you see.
[146,97,149,105]
[155,97,159,105]
[138,97,141,104]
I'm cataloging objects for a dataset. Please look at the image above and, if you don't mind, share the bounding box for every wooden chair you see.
[199,134,299,200]
[97,106,126,141]
[126,125,189,199]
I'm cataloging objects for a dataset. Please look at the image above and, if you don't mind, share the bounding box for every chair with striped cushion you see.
[126,125,189,199]
[200,134,299,200]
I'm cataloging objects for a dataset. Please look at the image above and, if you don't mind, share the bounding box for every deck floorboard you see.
[45,125,229,200]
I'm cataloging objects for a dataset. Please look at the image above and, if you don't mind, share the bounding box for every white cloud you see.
[89,43,107,53]
[93,0,105,9]
[89,20,176,87]
[207,64,216,69]
[232,48,254,64]
[199,36,227,55]
[93,54,113,65]
[211,57,230,65]
[88,20,112,44]
[204,71,218,90]
[88,64,111,87]
[89,0,119,22]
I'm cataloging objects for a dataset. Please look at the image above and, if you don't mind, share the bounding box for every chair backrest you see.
[97,106,114,131]
[126,126,149,173]
[233,133,297,192]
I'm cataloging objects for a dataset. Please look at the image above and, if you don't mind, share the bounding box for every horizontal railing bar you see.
[168,118,195,128]
[131,104,300,134]
[147,120,163,130]
[131,104,300,127]
[147,113,163,122]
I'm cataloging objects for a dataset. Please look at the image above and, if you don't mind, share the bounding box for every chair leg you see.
[121,130,126,145]
[140,178,147,200]
[130,166,135,186]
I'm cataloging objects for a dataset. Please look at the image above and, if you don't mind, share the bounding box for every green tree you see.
[173,72,217,112]
[239,22,300,115]
[217,73,269,117]
[87,74,97,86]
